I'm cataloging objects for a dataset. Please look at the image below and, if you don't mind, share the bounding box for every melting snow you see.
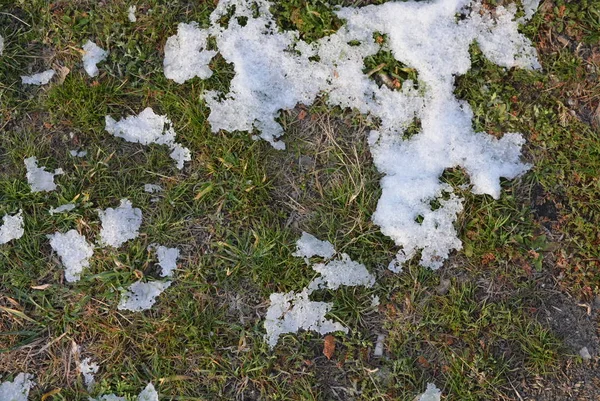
[311,254,375,290]
[0,373,34,401]
[117,280,172,312]
[418,383,442,401]
[49,203,76,215]
[21,69,55,85]
[164,23,216,84]
[266,234,374,347]
[167,0,537,270]
[144,184,162,193]
[265,288,347,349]
[82,40,108,77]
[150,245,180,277]
[70,149,87,157]
[90,383,158,401]
[0,210,24,245]
[105,108,191,169]
[128,5,137,22]
[98,199,142,248]
[292,232,335,260]
[78,357,99,391]
[24,157,63,192]
[48,230,94,282]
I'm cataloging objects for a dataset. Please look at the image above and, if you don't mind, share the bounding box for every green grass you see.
[1,0,598,400]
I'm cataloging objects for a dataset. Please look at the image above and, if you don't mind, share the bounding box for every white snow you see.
[418,383,442,401]
[92,396,126,401]
[128,5,137,22]
[98,199,142,248]
[151,245,179,277]
[78,357,99,391]
[117,280,172,312]
[311,254,375,290]
[292,232,335,260]
[90,383,158,401]
[264,288,347,349]
[522,0,541,22]
[143,184,162,193]
[266,237,374,348]
[167,0,537,270]
[48,230,94,282]
[82,40,108,77]
[0,210,24,245]
[137,383,158,401]
[24,156,63,192]
[105,108,191,169]
[164,23,217,84]
[49,203,76,215]
[373,333,385,357]
[70,149,87,157]
[0,373,34,401]
[21,69,55,85]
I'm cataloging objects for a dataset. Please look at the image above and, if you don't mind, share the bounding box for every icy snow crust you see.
[0,373,34,401]
[167,0,538,270]
[98,199,142,248]
[105,108,191,169]
[48,230,94,282]
[0,211,24,245]
[82,40,108,77]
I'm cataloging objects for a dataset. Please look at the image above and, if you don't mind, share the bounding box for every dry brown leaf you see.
[31,284,51,290]
[323,334,335,360]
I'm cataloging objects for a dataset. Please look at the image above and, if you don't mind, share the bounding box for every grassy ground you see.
[0,0,599,400]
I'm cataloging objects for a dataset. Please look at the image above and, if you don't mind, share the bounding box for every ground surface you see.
[0,0,599,400]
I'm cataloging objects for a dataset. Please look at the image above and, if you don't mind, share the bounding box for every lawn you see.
[1,0,599,400]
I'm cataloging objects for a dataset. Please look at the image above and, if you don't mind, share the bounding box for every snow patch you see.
[82,40,108,77]
[164,23,216,84]
[418,383,442,401]
[292,232,335,260]
[128,5,137,22]
[70,149,87,157]
[266,234,374,348]
[264,288,347,349]
[21,69,55,85]
[150,245,180,277]
[90,383,158,401]
[117,280,172,312]
[166,0,537,270]
[143,184,162,193]
[78,357,99,391]
[311,254,375,290]
[24,157,63,192]
[98,199,142,248]
[0,210,24,245]
[105,108,191,169]
[49,203,76,215]
[48,230,94,282]
[0,373,34,401]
